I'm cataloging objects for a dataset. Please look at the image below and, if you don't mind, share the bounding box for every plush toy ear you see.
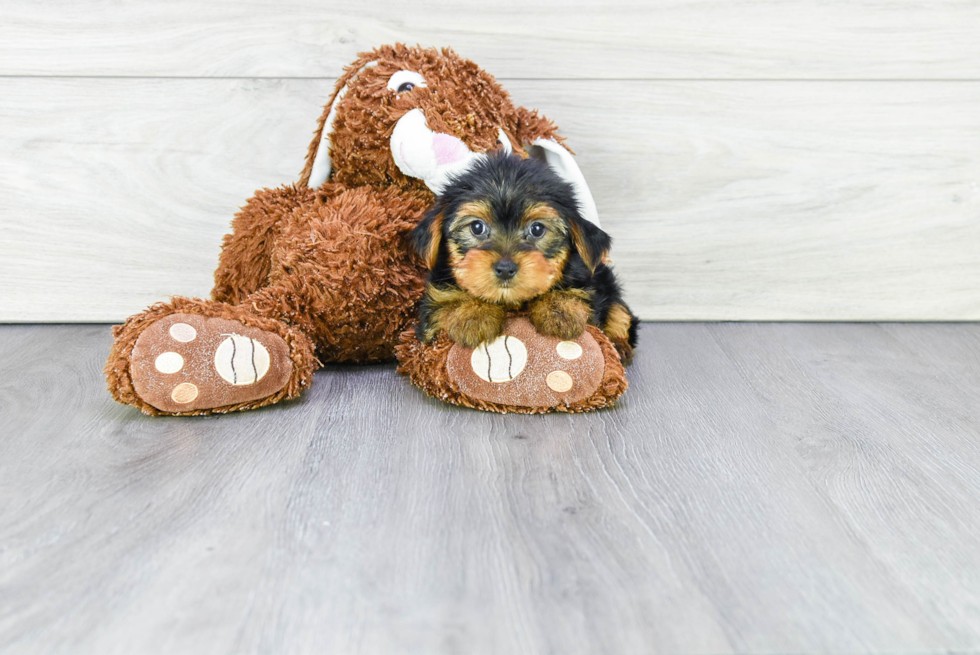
[300,56,379,188]
[526,138,601,229]
[409,205,446,269]
[569,214,611,272]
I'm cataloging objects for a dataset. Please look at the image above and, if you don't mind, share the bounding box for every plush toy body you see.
[105,44,627,415]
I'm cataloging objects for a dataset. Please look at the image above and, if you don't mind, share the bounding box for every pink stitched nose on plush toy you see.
[432,133,470,166]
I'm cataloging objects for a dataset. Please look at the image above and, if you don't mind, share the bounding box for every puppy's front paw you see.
[440,299,506,349]
[528,290,592,340]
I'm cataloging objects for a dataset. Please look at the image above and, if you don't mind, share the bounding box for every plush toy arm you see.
[212,185,315,305]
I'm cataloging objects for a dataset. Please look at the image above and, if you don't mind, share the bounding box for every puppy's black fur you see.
[410,151,638,360]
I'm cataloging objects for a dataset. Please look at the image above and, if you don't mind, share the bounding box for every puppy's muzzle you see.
[493,258,518,281]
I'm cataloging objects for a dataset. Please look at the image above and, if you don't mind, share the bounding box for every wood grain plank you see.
[708,322,980,644]
[2,78,978,321]
[528,80,980,320]
[0,78,322,322]
[1,0,979,80]
[3,323,980,653]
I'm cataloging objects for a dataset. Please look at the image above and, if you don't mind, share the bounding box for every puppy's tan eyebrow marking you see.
[521,202,560,225]
[457,201,493,223]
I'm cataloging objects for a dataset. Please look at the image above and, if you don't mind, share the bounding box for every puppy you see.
[410,151,638,363]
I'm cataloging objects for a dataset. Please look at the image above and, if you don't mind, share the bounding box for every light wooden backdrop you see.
[1,0,978,322]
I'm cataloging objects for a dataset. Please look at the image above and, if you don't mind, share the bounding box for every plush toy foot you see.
[396,315,628,414]
[106,297,317,416]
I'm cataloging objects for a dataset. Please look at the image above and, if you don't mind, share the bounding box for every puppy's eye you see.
[470,220,488,237]
[528,222,546,239]
[387,70,427,93]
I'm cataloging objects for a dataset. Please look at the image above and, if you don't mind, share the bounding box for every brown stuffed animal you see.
[105,44,627,415]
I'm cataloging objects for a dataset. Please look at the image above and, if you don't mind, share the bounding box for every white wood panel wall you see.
[1,1,978,321]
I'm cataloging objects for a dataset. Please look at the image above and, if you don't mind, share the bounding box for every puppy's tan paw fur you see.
[436,298,507,349]
[528,289,592,340]
[603,303,635,364]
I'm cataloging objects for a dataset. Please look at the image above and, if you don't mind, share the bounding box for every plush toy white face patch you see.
[306,63,601,227]
[390,108,486,195]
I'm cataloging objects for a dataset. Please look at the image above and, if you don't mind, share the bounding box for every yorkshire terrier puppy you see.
[410,151,638,363]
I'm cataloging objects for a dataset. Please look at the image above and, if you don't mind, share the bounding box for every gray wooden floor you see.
[2,323,979,654]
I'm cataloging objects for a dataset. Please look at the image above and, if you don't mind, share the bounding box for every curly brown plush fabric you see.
[105,44,571,415]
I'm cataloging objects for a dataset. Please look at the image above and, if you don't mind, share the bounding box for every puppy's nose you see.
[493,258,518,280]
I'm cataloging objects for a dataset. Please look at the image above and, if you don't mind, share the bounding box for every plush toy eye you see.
[528,222,546,238]
[470,220,488,237]
[387,70,427,93]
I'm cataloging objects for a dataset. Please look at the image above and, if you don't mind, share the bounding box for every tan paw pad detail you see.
[130,313,292,413]
[546,370,574,392]
[171,383,199,404]
[169,323,197,342]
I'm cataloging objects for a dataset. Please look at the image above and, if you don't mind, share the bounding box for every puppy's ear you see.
[570,216,611,272]
[410,204,446,269]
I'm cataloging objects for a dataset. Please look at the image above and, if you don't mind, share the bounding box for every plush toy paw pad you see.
[555,340,583,360]
[446,317,604,409]
[469,335,528,383]
[129,314,292,413]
